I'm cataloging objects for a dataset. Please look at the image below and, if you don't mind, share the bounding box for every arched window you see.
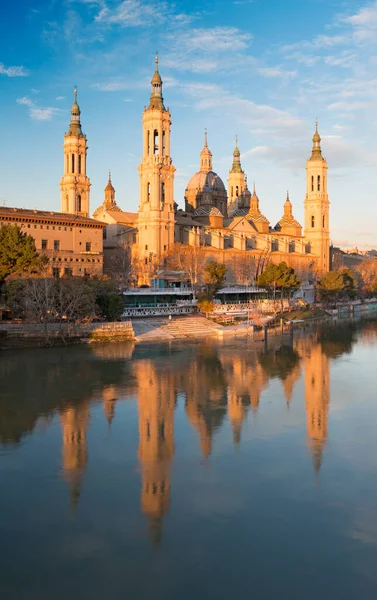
[317,175,321,191]
[235,186,239,197]
[147,131,151,155]
[311,176,314,192]
[162,130,166,154]
[311,215,315,228]
[161,182,165,203]
[322,215,325,228]
[147,182,151,200]
[71,154,75,173]
[66,155,69,173]
[153,129,159,155]
[77,194,82,212]
[78,155,81,175]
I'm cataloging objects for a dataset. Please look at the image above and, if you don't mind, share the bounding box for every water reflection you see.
[1,319,377,549]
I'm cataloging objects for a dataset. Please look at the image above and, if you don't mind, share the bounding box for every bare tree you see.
[106,243,139,290]
[166,243,207,299]
[231,254,257,286]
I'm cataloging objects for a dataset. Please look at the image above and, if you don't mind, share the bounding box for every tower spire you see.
[69,86,82,136]
[230,135,243,173]
[200,130,212,172]
[310,119,323,161]
[149,53,164,110]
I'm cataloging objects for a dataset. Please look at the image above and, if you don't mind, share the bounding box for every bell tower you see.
[137,56,176,269]
[227,137,247,216]
[60,88,91,217]
[304,122,330,275]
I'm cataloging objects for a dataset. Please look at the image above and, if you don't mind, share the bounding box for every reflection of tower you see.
[135,360,176,545]
[227,393,249,446]
[60,402,90,507]
[304,342,330,473]
[103,386,117,428]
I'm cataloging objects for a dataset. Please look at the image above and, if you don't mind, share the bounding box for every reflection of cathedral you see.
[57,337,331,534]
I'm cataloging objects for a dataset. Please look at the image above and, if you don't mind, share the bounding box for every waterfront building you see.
[0,206,104,277]
[93,57,331,283]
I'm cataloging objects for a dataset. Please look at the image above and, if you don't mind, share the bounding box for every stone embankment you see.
[0,321,134,348]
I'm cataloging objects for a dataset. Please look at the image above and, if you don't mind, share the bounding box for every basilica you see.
[88,57,330,283]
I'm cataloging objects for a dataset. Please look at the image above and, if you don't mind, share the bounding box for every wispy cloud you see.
[17,96,62,121]
[258,66,296,79]
[0,62,28,77]
[94,0,188,27]
[165,26,253,73]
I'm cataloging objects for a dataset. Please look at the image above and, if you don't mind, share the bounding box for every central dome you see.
[186,170,226,194]
[184,132,228,218]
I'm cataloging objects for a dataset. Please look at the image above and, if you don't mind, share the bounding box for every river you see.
[1,319,377,599]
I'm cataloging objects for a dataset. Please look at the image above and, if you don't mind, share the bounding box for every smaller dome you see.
[151,55,162,85]
[105,180,115,192]
[193,205,223,217]
[233,146,240,158]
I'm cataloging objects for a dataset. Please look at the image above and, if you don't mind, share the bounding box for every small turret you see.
[200,129,213,172]
[309,120,323,161]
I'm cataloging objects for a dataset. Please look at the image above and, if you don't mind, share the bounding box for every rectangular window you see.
[46,226,49,230]
[41,239,48,250]
[85,242,91,252]
[54,240,60,251]
[71,154,75,173]
[103,228,107,240]
[52,267,60,278]
[164,245,167,251]
[64,268,73,277]
[317,175,321,191]
[78,155,82,174]
[145,245,148,250]
[27,224,30,228]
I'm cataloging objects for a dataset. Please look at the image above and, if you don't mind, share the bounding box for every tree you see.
[317,268,357,303]
[257,262,300,310]
[231,254,257,286]
[0,224,46,282]
[203,261,227,299]
[197,299,214,318]
[166,243,207,299]
[6,277,96,341]
[91,279,124,321]
[105,243,139,290]
[356,258,377,296]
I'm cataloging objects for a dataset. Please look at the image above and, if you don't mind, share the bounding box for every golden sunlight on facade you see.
[92,58,331,282]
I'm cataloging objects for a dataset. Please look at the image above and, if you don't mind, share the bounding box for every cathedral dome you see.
[186,170,226,194]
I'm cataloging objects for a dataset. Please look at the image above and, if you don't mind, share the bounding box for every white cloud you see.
[258,67,296,79]
[16,96,62,121]
[0,62,28,77]
[56,96,65,100]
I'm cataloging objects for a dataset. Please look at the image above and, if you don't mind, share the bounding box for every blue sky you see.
[1,0,377,249]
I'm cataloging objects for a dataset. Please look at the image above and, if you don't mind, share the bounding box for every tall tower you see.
[137,57,176,268]
[304,122,330,275]
[60,88,91,217]
[227,137,247,216]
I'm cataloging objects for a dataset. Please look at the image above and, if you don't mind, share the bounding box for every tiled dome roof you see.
[193,205,223,217]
